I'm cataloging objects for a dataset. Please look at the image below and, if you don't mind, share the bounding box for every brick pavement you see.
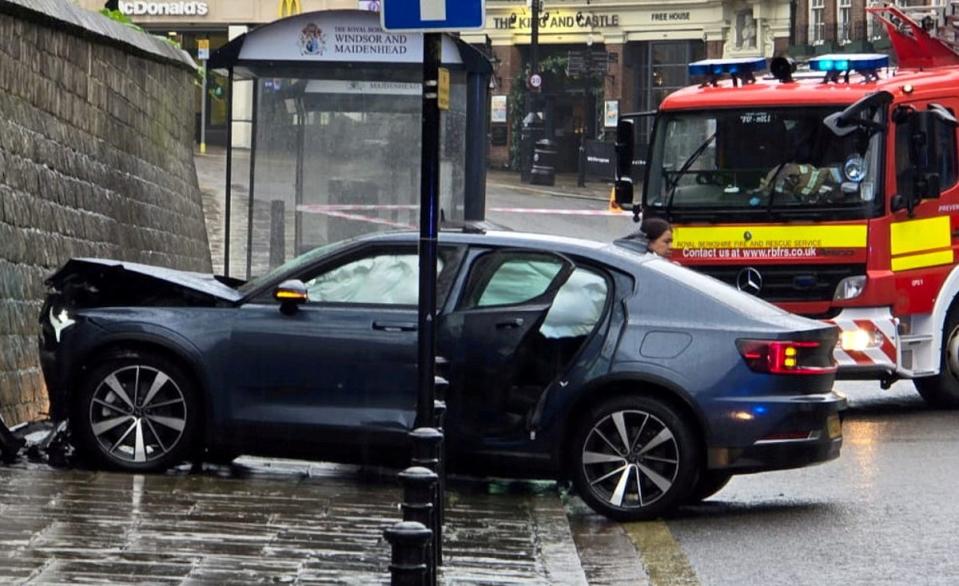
[0,459,589,585]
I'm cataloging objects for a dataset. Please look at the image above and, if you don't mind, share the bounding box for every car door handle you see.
[373,321,417,332]
[496,318,524,329]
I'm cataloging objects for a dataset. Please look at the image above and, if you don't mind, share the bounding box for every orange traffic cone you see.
[608,187,623,213]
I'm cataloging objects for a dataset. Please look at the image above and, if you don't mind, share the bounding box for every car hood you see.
[45,258,244,309]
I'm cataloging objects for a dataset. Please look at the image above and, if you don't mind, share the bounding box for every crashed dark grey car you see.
[39,229,845,520]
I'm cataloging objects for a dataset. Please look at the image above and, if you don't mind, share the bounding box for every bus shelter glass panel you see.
[236,67,468,279]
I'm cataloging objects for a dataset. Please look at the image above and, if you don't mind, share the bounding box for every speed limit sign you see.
[527,72,543,91]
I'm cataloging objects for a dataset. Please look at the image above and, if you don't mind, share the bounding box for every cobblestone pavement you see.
[0,459,588,585]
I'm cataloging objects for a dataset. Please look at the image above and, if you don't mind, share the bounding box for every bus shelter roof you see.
[209,9,491,78]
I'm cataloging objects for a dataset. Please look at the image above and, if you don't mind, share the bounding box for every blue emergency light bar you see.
[689,57,768,77]
[809,53,889,73]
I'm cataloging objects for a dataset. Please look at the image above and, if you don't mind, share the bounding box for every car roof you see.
[358,229,653,272]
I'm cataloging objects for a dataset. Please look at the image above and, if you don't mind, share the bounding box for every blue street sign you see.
[382,0,485,32]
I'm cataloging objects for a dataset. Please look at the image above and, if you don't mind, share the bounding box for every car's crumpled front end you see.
[38,258,243,420]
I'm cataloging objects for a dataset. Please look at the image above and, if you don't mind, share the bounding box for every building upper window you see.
[838,0,852,44]
[810,0,825,44]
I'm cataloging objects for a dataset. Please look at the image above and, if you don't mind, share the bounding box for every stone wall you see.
[0,0,212,424]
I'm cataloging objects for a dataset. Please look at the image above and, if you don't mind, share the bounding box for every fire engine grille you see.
[693,264,867,303]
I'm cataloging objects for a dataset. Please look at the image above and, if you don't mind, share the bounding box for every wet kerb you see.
[0,460,590,584]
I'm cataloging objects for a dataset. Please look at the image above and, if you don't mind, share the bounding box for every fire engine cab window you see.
[646,108,881,212]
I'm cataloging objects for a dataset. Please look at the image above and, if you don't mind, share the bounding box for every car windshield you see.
[644,107,882,215]
[236,239,354,295]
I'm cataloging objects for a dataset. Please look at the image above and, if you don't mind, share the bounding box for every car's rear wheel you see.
[685,471,732,504]
[571,395,700,521]
[73,350,200,472]
[914,309,959,409]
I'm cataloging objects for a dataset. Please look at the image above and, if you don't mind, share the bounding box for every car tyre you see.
[684,471,732,504]
[73,350,200,472]
[915,308,959,409]
[571,395,700,522]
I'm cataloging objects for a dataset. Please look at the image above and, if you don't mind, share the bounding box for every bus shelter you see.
[209,10,492,279]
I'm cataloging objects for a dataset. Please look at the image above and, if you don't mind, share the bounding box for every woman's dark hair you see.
[641,217,672,242]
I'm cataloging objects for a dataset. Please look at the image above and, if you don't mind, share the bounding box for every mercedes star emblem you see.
[737,267,763,295]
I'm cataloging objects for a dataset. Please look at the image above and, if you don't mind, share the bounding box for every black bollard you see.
[409,427,443,571]
[435,356,450,382]
[434,375,449,403]
[410,427,443,471]
[431,401,447,567]
[432,401,447,431]
[399,466,438,584]
[383,521,432,586]
[399,466,437,526]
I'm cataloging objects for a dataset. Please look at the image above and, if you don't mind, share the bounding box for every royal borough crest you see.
[299,23,327,56]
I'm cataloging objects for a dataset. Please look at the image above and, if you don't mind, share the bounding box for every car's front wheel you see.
[571,395,700,521]
[73,350,200,472]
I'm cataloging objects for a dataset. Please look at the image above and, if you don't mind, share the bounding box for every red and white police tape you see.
[296,204,628,217]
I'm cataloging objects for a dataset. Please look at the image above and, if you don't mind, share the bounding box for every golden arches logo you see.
[278,0,301,17]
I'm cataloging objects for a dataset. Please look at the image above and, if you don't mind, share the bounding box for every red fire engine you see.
[615,6,959,407]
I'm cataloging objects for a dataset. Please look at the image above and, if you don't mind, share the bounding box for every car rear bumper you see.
[707,392,846,473]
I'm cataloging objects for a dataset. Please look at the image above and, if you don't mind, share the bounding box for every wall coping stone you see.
[0,0,197,71]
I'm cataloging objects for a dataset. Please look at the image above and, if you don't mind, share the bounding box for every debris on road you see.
[0,418,72,467]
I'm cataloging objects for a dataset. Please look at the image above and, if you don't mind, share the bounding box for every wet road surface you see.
[662,381,959,586]
[562,381,959,586]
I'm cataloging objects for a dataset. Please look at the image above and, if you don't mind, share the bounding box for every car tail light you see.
[736,340,837,375]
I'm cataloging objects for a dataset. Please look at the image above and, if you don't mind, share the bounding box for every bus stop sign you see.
[382,0,485,32]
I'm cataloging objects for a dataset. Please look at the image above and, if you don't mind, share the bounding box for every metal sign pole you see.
[416,32,442,430]
[200,65,208,154]
[198,38,209,154]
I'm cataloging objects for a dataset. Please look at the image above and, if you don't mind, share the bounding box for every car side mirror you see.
[614,118,636,208]
[274,279,308,314]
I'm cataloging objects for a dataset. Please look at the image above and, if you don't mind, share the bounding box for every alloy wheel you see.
[88,365,188,464]
[581,409,680,509]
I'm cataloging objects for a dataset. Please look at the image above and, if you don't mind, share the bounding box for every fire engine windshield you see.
[644,107,882,217]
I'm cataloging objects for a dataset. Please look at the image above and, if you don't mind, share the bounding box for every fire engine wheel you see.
[914,311,959,409]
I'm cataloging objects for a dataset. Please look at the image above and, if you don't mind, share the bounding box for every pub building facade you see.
[73,0,791,171]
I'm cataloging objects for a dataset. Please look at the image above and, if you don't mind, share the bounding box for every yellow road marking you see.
[891,249,954,272]
[673,225,867,249]
[890,216,951,256]
[625,520,700,585]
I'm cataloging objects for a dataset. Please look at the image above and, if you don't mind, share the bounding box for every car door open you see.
[440,250,575,442]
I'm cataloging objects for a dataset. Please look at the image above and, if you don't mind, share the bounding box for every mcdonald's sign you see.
[278,0,301,17]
